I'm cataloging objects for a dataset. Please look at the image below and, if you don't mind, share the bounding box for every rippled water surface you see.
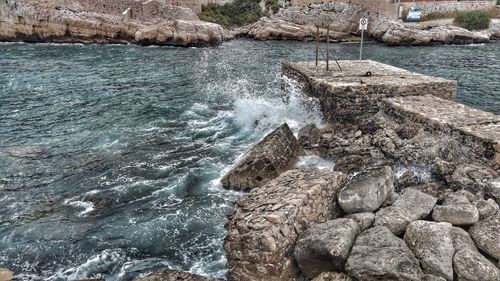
[0,40,499,280]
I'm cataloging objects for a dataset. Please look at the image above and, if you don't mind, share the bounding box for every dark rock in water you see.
[453,249,500,281]
[345,226,423,281]
[224,168,346,281]
[312,272,352,281]
[338,166,395,214]
[345,212,375,231]
[432,193,479,226]
[221,123,304,191]
[136,269,220,281]
[404,221,454,281]
[298,123,321,149]
[375,189,437,235]
[294,218,360,279]
[468,213,500,260]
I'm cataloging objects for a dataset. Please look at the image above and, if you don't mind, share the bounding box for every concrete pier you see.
[284,60,499,164]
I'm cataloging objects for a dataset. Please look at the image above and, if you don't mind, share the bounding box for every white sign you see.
[359,18,368,30]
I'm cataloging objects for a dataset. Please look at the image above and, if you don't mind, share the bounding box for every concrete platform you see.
[283,60,457,123]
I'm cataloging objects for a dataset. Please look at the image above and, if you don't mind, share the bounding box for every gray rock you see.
[136,268,220,281]
[224,169,347,281]
[338,166,395,214]
[450,226,478,252]
[423,275,446,281]
[346,226,423,281]
[486,177,500,204]
[475,198,499,219]
[298,124,320,148]
[345,212,375,231]
[312,272,352,281]
[453,249,500,281]
[432,194,479,226]
[294,218,360,279]
[468,213,500,260]
[375,189,437,235]
[404,221,454,281]
[221,123,304,191]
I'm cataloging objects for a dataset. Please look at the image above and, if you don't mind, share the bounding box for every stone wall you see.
[290,0,398,18]
[224,169,347,281]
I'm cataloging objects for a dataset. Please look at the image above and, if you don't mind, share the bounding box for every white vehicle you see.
[406,7,423,22]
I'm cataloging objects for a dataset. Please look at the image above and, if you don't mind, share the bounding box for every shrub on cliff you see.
[454,11,491,31]
[200,0,279,28]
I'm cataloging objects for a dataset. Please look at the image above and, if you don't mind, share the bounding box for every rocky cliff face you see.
[246,3,499,45]
[0,0,231,46]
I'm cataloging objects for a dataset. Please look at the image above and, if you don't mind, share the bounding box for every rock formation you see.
[221,123,304,191]
[0,0,230,46]
[224,168,346,281]
[136,269,221,281]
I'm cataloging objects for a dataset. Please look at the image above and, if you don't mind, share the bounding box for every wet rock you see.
[432,194,479,226]
[404,221,454,281]
[345,226,423,281]
[453,249,500,281]
[294,218,360,279]
[338,166,395,214]
[224,168,346,281]
[345,212,374,231]
[312,272,352,281]
[221,123,304,191]
[468,213,500,260]
[450,226,478,252]
[136,268,220,281]
[375,189,437,235]
[298,124,321,149]
[395,170,415,190]
[0,268,13,281]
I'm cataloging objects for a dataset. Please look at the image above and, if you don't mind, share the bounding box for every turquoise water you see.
[0,40,499,280]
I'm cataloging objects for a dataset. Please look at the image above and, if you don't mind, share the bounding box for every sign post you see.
[359,18,368,60]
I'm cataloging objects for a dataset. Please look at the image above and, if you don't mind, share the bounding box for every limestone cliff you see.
[246,3,499,45]
[0,0,231,46]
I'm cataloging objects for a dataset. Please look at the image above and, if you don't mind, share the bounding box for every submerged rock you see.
[375,189,437,235]
[453,249,500,281]
[404,221,454,281]
[294,218,360,279]
[338,166,395,214]
[221,123,304,191]
[468,213,500,260]
[136,268,219,281]
[345,226,423,281]
[224,168,346,281]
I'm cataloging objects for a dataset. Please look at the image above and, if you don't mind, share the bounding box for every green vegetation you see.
[199,0,279,28]
[454,11,491,31]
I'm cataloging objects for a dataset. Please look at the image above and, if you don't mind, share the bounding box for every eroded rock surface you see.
[224,168,346,281]
[221,123,303,191]
[453,249,500,281]
[345,226,423,281]
[312,272,352,281]
[136,269,220,281]
[469,213,500,260]
[338,166,395,214]
[375,189,436,235]
[432,193,480,226]
[294,218,360,279]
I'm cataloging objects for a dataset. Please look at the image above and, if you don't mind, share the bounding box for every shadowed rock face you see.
[224,168,346,281]
[0,0,230,46]
[221,123,304,192]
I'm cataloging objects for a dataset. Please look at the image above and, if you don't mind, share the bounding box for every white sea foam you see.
[63,198,95,216]
[296,155,335,171]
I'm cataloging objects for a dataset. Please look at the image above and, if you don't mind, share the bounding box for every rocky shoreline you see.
[1,1,499,47]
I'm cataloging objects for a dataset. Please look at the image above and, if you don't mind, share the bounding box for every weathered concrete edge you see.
[383,96,500,164]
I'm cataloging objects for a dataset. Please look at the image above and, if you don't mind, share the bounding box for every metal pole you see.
[315,26,319,67]
[326,25,330,71]
[359,29,364,61]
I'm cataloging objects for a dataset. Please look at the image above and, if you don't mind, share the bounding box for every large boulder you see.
[374,189,436,235]
[453,249,500,281]
[221,123,304,191]
[136,269,219,281]
[224,168,346,281]
[468,213,500,260]
[338,166,395,214]
[404,221,454,281]
[432,193,479,226]
[345,226,423,281]
[294,218,360,279]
